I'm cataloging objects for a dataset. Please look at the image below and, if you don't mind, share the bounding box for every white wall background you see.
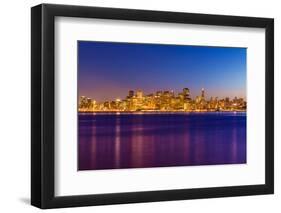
[0,0,279,212]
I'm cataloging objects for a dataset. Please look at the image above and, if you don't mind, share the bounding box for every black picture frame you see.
[31,3,274,209]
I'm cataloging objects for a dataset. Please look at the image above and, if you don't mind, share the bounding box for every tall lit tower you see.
[201,88,205,99]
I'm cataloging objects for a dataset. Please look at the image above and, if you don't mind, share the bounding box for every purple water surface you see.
[78,112,246,170]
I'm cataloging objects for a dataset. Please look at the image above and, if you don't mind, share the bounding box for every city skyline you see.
[79,87,246,112]
[78,41,246,102]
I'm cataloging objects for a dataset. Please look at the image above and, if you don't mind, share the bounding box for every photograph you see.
[78,41,247,171]
[30,3,274,209]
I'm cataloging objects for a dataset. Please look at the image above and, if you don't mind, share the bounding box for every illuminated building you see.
[136,90,143,99]
[128,90,134,98]
[201,88,205,99]
[182,88,191,100]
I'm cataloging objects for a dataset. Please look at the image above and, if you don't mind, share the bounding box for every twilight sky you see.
[78,41,246,102]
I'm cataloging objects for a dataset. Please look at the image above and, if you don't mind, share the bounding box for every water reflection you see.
[78,112,246,170]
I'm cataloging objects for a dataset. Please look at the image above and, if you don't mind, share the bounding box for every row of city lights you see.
[79,88,246,112]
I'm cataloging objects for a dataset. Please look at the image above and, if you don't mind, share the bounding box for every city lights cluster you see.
[79,88,246,112]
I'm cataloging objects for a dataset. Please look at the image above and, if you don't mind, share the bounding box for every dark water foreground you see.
[78,112,246,170]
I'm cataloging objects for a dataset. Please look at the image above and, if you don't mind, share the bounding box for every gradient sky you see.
[78,41,246,102]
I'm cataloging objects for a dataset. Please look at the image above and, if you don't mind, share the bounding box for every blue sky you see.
[78,41,246,102]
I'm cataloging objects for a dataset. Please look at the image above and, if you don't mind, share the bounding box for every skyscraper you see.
[128,90,134,98]
[183,88,190,96]
[182,88,190,101]
[201,88,205,98]
[136,90,143,99]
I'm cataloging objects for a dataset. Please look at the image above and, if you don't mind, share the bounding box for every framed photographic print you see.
[31,3,274,209]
